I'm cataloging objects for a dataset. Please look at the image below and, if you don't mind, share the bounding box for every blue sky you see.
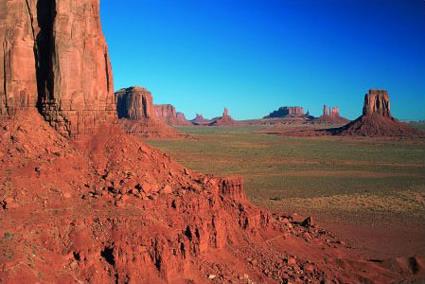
[101,0,425,120]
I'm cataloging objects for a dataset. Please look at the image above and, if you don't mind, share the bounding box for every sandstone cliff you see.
[116,87,154,120]
[0,0,116,136]
[114,86,179,138]
[154,104,191,126]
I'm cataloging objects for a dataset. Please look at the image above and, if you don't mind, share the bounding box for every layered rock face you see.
[264,106,305,119]
[154,104,191,126]
[0,0,116,136]
[116,87,154,120]
[363,89,391,117]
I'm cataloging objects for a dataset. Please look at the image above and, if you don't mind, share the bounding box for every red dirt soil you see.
[1,110,424,283]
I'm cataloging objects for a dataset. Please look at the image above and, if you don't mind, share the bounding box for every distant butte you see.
[264,106,305,119]
[331,90,423,137]
[209,108,236,126]
[154,104,191,126]
[115,86,180,138]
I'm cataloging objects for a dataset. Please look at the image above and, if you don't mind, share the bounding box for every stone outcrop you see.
[323,105,340,118]
[209,108,236,126]
[116,87,154,120]
[114,86,179,138]
[0,0,116,136]
[332,90,422,137]
[316,105,349,125]
[264,106,305,119]
[154,104,191,126]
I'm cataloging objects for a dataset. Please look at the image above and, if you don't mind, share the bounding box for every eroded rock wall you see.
[116,87,155,120]
[0,0,116,136]
[363,89,391,117]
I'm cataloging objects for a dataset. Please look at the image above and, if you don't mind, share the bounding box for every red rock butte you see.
[333,89,422,137]
[362,89,391,117]
[264,106,305,119]
[0,0,116,137]
[114,86,179,138]
[154,104,191,126]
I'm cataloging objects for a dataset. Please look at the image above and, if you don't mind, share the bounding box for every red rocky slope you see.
[1,110,424,283]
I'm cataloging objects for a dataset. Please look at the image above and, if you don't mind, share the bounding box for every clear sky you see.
[100,0,425,121]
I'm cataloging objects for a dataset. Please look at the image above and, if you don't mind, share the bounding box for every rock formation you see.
[209,108,236,126]
[0,0,116,136]
[264,106,305,119]
[116,87,154,120]
[154,104,191,126]
[114,87,179,138]
[332,90,423,137]
[316,105,350,125]
[3,110,422,283]
[191,114,210,125]
[1,2,424,283]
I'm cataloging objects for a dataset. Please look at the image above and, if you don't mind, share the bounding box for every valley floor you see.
[148,125,425,259]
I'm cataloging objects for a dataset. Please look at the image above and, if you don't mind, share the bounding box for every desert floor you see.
[148,126,425,259]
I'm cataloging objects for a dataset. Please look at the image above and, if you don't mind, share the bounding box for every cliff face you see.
[154,104,191,126]
[114,87,180,138]
[0,0,116,136]
[116,87,155,120]
[363,90,391,117]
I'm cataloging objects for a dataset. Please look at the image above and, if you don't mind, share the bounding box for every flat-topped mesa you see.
[363,89,391,117]
[264,106,305,119]
[0,0,116,136]
[154,104,191,126]
[115,87,155,120]
[114,86,179,138]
